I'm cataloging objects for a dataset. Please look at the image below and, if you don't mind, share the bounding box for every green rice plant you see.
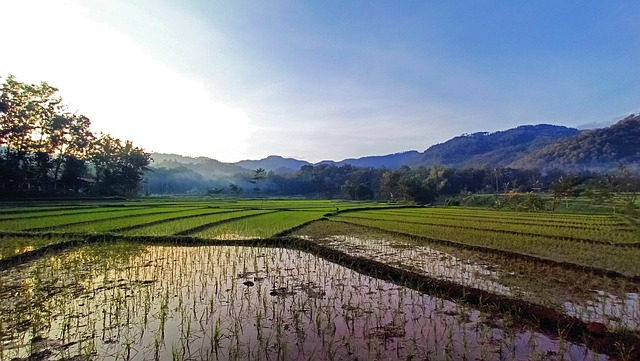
[51,208,229,234]
[193,211,326,239]
[298,219,640,327]
[344,210,637,244]
[0,207,198,232]
[125,210,272,236]
[331,216,640,276]
[0,206,127,220]
[0,236,72,260]
[366,207,627,227]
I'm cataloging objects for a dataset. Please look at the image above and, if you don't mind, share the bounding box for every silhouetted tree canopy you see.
[1,74,150,197]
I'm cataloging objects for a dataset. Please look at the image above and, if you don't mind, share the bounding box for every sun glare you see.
[0,0,256,162]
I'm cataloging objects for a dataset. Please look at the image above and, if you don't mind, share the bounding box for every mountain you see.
[415,124,581,169]
[148,115,640,183]
[322,151,421,169]
[234,156,311,172]
[511,114,640,172]
[150,153,249,179]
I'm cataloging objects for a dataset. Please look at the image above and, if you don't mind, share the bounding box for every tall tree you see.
[48,113,94,188]
[249,167,267,195]
[90,134,150,196]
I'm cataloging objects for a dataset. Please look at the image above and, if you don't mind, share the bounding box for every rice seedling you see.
[51,207,228,233]
[0,242,611,360]
[0,235,74,261]
[330,215,640,276]
[0,199,637,360]
[0,206,196,232]
[345,208,636,244]
[192,211,326,239]
[125,209,272,236]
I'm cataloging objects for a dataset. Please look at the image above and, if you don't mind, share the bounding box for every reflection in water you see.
[0,243,607,360]
[320,235,640,332]
[564,290,640,330]
[323,235,514,295]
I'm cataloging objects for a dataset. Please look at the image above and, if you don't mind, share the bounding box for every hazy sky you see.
[1,1,639,162]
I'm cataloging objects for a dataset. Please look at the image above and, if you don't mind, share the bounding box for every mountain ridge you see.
[149,115,639,176]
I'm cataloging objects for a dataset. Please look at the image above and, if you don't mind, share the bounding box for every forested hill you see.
[414,124,580,169]
[510,114,640,172]
[319,151,421,169]
[148,115,640,184]
[235,156,311,172]
[151,153,247,177]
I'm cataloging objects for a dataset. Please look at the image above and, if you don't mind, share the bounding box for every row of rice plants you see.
[0,206,152,221]
[376,207,633,232]
[0,235,75,261]
[348,210,636,244]
[50,208,233,234]
[206,199,390,212]
[193,211,326,239]
[389,207,626,226]
[124,210,273,236]
[360,210,633,231]
[331,216,640,276]
[0,206,200,232]
[373,208,629,230]
[293,220,640,332]
[0,205,100,216]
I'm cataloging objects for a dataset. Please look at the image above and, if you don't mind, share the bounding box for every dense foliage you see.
[0,75,150,197]
[147,160,638,214]
[513,114,640,172]
[417,124,580,169]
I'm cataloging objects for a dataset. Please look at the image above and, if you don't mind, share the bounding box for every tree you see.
[229,183,243,197]
[492,168,503,193]
[59,155,89,192]
[207,187,225,196]
[551,175,580,210]
[0,74,149,197]
[249,167,267,195]
[90,134,151,196]
[48,113,94,188]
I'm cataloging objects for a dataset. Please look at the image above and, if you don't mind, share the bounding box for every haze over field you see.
[1,0,638,162]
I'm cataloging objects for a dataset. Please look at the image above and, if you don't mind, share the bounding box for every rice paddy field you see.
[0,198,638,360]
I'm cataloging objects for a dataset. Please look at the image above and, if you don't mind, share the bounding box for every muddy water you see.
[320,235,514,295]
[564,291,640,330]
[0,243,607,360]
[317,234,640,333]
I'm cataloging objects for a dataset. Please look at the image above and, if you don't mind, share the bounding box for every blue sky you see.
[1,1,638,162]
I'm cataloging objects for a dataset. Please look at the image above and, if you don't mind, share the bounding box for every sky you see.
[1,0,639,163]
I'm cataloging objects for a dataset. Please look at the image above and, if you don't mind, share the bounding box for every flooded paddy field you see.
[0,243,611,361]
[0,200,638,360]
[294,221,640,334]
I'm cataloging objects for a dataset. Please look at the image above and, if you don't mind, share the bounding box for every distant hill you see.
[234,156,311,172]
[148,115,640,183]
[150,153,249,180]
[511,114,640,172]
[414,124,581,169]
[323,151,421,169]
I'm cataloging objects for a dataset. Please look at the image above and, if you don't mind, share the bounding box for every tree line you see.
[156,162,636,212]
[0,75,150,197]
